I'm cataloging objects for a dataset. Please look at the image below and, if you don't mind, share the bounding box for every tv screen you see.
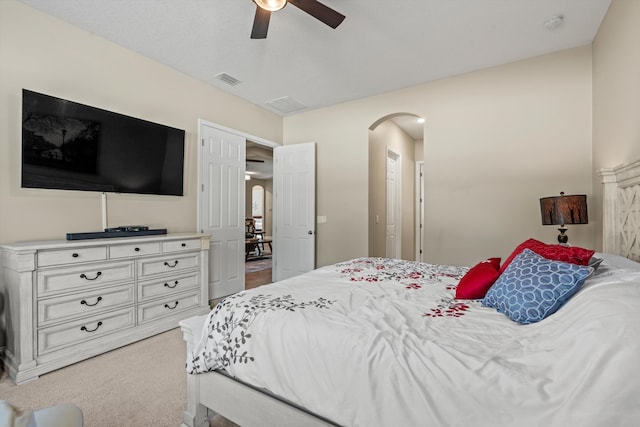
[22,89,185,196]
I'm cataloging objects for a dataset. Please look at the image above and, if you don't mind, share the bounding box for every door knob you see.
[308,230,313,235]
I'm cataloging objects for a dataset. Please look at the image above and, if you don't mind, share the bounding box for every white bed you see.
[180,159,640,427]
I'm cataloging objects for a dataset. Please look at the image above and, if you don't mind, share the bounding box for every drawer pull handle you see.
[181,243,186,247]
[164,281,179,289]
[164,301,179,310]
[72,253,79,258]
[134,247,140,252]
[81,296,103,306]
[164,260,179,268]
[80,272,102,280]
[80,321,103,333]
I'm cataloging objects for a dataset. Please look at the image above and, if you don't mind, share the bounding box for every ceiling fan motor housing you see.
[250,0,345,39]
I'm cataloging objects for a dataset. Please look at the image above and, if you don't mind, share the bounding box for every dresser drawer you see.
[109,242,161,259]
[137,252,200,278]
[138,290,201,324]
[163,238,202,253]
[37,261,135,297]
[38,246,107,267]
[138,272,200,302]
[38,283,135,325]
[37,307,135,355]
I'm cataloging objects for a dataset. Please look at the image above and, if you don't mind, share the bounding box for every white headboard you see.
[599,158,640,261]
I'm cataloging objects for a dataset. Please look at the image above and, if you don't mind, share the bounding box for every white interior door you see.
[385,148,401,259]
[273,142,316,281]
[415,161,424,262]
[199,123,245,299]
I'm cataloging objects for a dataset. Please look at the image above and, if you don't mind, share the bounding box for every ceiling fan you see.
[247,159,265,163]
[251,0,345,39]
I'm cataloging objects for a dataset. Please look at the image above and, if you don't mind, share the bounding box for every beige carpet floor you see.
[0,328,203,427]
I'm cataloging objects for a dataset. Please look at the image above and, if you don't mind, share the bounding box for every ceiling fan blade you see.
[288,0,345,29]
[251,6,271,39]
[247,159,265,163]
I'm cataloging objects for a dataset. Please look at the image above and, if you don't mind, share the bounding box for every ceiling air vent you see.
[265,96,308,114]
[215,73,241,86]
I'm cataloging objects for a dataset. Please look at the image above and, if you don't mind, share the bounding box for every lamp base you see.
[557,226,568,244]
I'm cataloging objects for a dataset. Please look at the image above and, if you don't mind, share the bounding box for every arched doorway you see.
[251,184,264,233]
[368,113,424,261]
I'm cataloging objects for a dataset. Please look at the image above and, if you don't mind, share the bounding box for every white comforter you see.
[187,255,640,427]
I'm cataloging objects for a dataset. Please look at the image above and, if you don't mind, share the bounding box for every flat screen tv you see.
[22,89,185,196]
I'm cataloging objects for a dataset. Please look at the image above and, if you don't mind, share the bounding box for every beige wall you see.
[592,0,640,250]
[415,140,424,162]
[0,1,282,244]
[285,46,594,267]
[4,0,626,269]
[368,120,416,260]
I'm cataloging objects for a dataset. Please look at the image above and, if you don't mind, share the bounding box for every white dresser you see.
[0,233,210,384]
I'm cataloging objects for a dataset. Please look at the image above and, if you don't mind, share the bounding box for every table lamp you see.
[539,192,588,244]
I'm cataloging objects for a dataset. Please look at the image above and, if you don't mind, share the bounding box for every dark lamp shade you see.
[540,194,588,226]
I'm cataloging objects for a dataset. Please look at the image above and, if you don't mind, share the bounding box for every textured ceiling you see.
[19,0,611,122]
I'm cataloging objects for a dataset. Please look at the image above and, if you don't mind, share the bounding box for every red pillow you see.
[500,238,595,274]
[456,257,501,300]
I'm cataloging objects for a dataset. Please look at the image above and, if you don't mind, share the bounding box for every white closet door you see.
[200,124,245,299]
[273,142,316,281]
[385,148,401,259]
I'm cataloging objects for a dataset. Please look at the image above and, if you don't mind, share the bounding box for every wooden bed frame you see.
[599,158,640,262]
[179,315,336,427]
[179,158,640,427]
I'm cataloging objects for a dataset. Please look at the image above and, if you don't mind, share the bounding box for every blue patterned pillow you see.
[482,249,592,324]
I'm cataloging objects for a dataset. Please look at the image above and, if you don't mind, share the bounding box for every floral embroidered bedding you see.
[187,254,640,426]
